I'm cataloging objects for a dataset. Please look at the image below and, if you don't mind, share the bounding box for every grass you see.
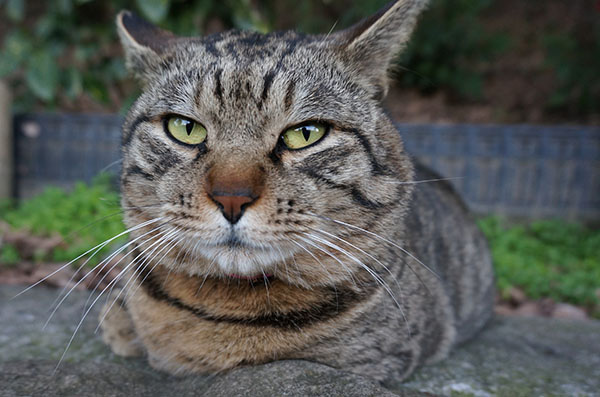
[478,217,600,317]
[0,174,126,265]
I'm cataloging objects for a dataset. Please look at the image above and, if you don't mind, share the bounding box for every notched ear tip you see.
[337,1,397,47]
[118,10,154,35]
[116,9,176,82]
[116,9,132,25]
[343,0,428,52]
[116,10,141,37]
[332,0,428,100]
[116,9,175,53]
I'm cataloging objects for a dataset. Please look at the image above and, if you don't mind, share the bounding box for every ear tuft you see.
[116,10,177,84]
[336,0,429,99]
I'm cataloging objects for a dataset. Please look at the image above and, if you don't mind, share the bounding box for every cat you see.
[99,0,495,384]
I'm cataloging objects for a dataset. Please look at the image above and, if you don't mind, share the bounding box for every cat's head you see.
[117,0,427,287]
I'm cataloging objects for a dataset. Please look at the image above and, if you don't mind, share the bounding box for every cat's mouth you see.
[221,232,248,248]
[172,228,293,278]
[191,237,285,278]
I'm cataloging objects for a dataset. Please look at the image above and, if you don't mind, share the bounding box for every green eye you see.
[281,123,327,150]
[166,116,207,145]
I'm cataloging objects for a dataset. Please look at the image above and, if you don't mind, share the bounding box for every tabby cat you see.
[100,0,494,383]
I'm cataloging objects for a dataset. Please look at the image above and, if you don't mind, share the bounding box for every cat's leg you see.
[99,295,144,357]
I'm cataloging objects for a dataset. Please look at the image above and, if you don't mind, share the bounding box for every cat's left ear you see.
[335,0,428,99]
[116,10,177,84]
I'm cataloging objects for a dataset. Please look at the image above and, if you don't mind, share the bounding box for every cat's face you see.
[118,0,425,287]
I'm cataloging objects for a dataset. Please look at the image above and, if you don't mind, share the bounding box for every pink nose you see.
[210,193,255,224]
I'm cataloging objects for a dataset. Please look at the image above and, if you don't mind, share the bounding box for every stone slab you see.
[1,285,599,396]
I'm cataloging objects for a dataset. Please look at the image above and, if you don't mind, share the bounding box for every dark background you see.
[0,0,598,124]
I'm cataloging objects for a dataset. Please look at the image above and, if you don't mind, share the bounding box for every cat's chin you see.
[193,243,286,278]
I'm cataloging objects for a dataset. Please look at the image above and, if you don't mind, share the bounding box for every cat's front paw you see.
[99,298,144,357]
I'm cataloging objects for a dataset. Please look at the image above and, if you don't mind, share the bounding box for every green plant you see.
[397,0,509,99]
[544,26,600,115]
[0,0,512,111]
[478,217,600,316]
[0,243,20,266]
[0,0,269,111]
[0,174,126,265]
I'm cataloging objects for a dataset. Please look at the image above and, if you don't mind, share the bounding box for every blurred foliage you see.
[397,0,509,99]
[0,0,272,111]
[0,243,20,266]
[284,0,510,100]
[1,0,598,114]
[479,217,600,317]
[0,174,126,265]
[543,18,600,115]
[0,0,510,111]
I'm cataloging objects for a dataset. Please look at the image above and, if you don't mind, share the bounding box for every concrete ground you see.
[1,285,599,396]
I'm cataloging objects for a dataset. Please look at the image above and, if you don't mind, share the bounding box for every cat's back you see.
[405,161,495,344]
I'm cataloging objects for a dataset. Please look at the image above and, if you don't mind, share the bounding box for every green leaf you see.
[65,67,83,99]
[0,244,21,266]
[83,74,109,103]
[0,50,19,77]
[135,0,170,23]
[1,176,126,267]
[35,15,56,39]
[57,0,73,14]
[25,50,59,101]
[0,31,31,77]
[5,0,24,21]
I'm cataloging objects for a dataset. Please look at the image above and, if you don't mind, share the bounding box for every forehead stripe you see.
[259,69,277,109]
[123,113,150,147]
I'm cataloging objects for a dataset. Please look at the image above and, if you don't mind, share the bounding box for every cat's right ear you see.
[334,0,428,100]
[116,10,177,84]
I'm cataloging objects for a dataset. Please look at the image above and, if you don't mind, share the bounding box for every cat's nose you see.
[209,192,256,224]
[206,165,264,224]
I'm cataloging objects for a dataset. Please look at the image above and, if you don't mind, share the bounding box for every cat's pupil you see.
[301,127,310,141]
[185,121,193,135]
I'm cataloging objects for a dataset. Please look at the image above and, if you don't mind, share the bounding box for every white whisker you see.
[287,238,342,287]
[110,226,177,304]
[82,227,173,314]
[274,243,292,282]
[12,217,164,300]
[296,235,357,284]
[384,176,463,185]
[307,228,411,335]
[302,232,410,336]
[124,228,184,304]
[44,220,170,329]
[53,247,154,374]
[308,213,439,279]
[121,233,184,307]
[196,257,218,296]
[309,228,401,285]
[96,228,181,332]
[99,158,123,173]
[325,19,339,40]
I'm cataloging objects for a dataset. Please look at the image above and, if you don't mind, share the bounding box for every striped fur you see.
[101,0,494,384]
